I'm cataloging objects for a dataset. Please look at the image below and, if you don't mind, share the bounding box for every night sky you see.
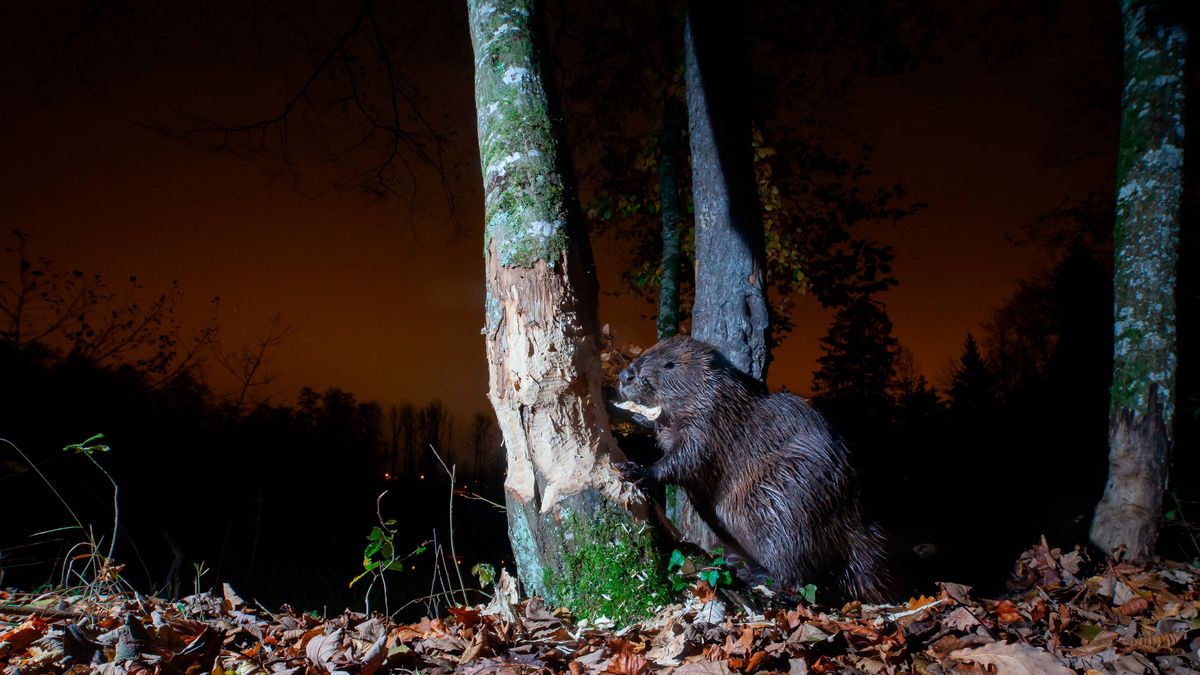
[1,1,1120,422]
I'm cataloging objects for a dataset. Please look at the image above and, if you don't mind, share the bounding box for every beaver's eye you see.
[663,361,675,370]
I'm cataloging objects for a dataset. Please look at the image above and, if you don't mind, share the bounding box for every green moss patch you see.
[549,504,672,625]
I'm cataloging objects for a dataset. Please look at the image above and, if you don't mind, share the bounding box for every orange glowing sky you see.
[0,1,1118,421]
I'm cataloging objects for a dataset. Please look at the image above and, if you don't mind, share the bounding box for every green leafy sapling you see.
[63,434,118,562]
[470,563,496,588]
[350,521,428,588]
[667,548,733,592]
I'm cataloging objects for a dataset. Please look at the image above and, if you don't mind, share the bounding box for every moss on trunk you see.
[1091,0,1185,559]
[468,0,667,621]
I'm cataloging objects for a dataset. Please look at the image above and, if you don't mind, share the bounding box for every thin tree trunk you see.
[1090,0,1185,559]
[668,2,769,552]
[684,2,769,380]
[656,0,683,340]
[468,0,657,616]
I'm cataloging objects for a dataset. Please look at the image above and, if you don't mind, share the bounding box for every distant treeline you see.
[0,339,508,612]
[1,230,508,611]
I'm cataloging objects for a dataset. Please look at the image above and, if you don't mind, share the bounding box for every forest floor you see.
[1,539,1197,674]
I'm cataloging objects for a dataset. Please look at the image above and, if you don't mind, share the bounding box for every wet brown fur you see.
[618,335,891,602]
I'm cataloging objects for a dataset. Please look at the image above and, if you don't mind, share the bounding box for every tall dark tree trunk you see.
[1091,0,1186,559]
[668,2,770,552]
[468,0,662,620]
[656,0,684,340]
[684,2,769,380]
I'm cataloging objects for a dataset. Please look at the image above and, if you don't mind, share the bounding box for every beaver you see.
[615,335,891,602]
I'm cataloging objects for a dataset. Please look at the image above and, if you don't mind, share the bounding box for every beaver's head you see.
[615,335,722,422]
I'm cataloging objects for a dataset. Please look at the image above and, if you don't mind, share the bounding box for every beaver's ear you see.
[707,348,731,370]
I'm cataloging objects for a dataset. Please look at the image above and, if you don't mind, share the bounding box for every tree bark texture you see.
[468,0,644,603]
[684,2,769,381]
[656,0,683,340]
[668,3,769,553]
[1090,0,1185,559]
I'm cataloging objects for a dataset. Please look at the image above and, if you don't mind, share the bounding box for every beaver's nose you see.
[619,365,637,385]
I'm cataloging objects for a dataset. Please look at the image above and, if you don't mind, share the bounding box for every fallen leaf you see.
[1115,596,1149,616]
[942,606,982,631]
[994,599,1023,624]
[745,650,770,673]
[672,661,734,674]
[305,628,343,671]
[951,641,1074,674]
[603,650,648,675]
[1121,631,1184,654]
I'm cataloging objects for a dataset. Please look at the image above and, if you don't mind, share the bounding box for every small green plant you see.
[351,523,428,589]
[666,549,734,591]
[351,492,430,615]
[470,563,496,587]
[62,434,118,562]
[192,561,209,595]
[0,434,131,620]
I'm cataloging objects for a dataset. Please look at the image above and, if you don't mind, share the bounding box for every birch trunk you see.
[468,0,659,619]
[1090,0,1186,559]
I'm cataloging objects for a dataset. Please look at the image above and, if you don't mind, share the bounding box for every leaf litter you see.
[1,539,1198,674]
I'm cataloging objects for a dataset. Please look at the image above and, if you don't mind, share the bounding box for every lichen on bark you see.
[468,0,658,614]
[470,0,568,269]
[1107,0,1185,428]
[1091,0,1185,559]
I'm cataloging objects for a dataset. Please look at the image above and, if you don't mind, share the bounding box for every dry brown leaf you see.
[1069,630,1118,656]
[1121,631,1185,654]
[304,629,343,670]
[447,606,482,629]
[950,641,1073,674]
[745,650,770,673]
[906,595,937,610]
[941,606,982,631]
[645,628,687,666]
[994,600,1023,624]
[691,581,716,604]
[672,661,734,674]
[1115,596,1150,616]
[603,650,648,675]
[0,616,47,657]
[358,635,386,675]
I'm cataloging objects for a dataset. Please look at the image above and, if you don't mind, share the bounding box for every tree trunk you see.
[1090,0,1185,559]
[668,2,770,553]
[468,0,665,621]
[656,0,683,340]
[684,3,769,380]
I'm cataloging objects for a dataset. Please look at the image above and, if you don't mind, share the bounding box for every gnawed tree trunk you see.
[1090,0,1186,559]
[669,2,770,552]
[468,0,664,622]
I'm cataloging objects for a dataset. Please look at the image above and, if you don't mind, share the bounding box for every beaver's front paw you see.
[615,461,650,486]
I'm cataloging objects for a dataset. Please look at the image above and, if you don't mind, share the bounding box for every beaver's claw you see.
[615,461,649,486]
